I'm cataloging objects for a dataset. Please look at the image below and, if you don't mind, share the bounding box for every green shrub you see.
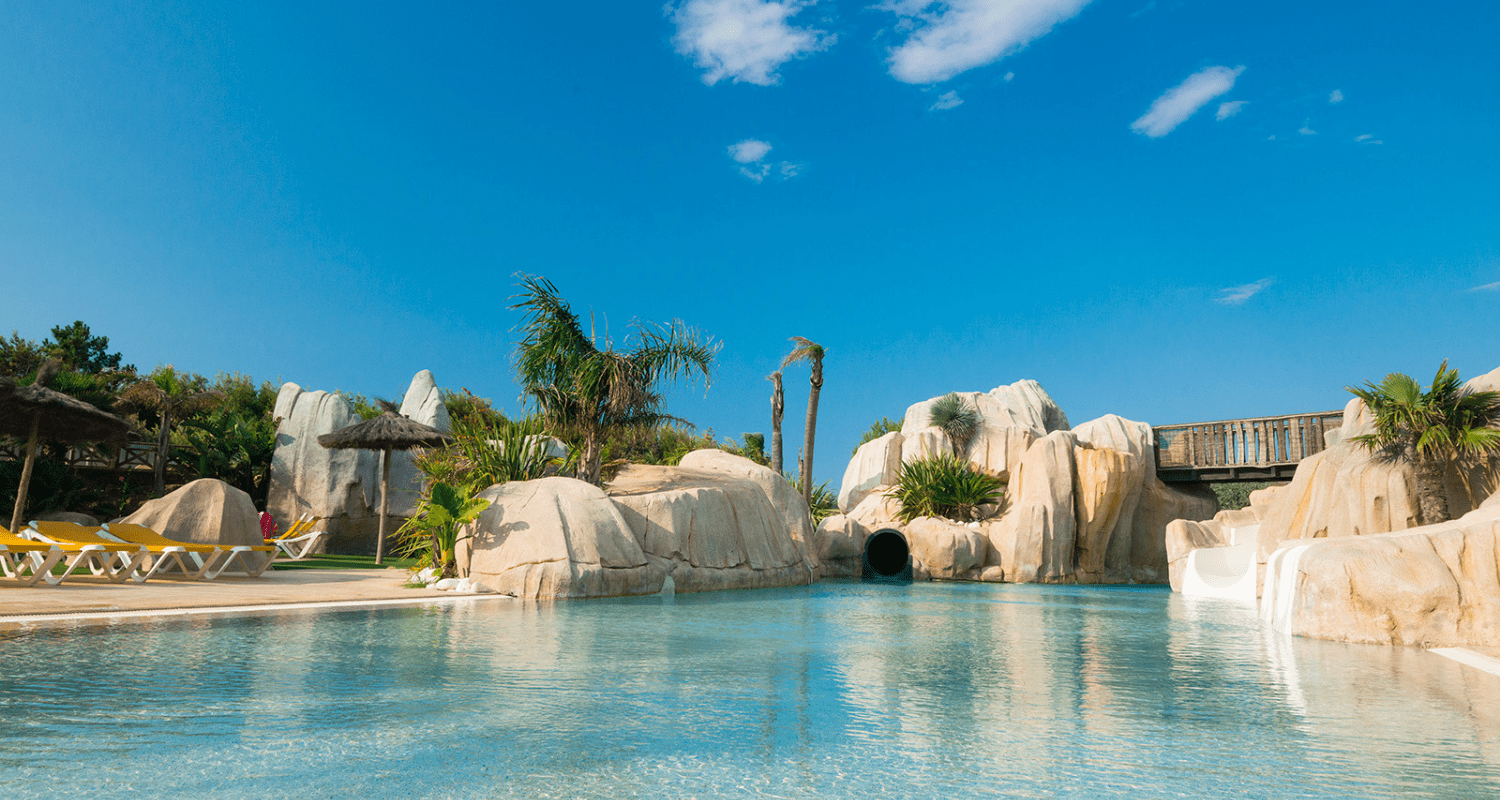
[853,416,903,455]
[889,454,1004,524]
[928,393,979,451]
[787,473,839,524]
[1212,482,1272,511]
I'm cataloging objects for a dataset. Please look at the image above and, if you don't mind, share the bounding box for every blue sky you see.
[3,0,1498,485]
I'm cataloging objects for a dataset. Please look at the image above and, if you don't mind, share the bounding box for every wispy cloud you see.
[1216,100,1247,121]
[1467,281,1500,293]
[671,0,833,86]
[1129,1,1156,18]
[727,138,802,182]
[880,0,1094,84]
[1298,121,1316,135]
[1002,71,1015,82]
[929,90,964,111]
[1328,89,1344,104]
[1131,65,1244,138]
[1355,133,1383,145]
[1215,277,1273,305]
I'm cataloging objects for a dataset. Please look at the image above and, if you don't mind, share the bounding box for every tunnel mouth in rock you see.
[862,528,913,584]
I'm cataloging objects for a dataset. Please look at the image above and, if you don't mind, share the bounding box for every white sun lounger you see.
[267,514,329,560]
[1,527,131,586]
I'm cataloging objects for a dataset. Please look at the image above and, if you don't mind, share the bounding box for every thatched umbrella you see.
[318,410,452,564]
[2,361,130,533]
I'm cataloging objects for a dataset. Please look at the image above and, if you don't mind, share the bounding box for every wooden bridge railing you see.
[0,440,198,474]
[1153,411,1345,482]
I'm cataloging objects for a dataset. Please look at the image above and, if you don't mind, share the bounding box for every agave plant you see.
[786,472,839,524]
[928,393,980,455]
[889,453,1004,524]
[396,481,490,578]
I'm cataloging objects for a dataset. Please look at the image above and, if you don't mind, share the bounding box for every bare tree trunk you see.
[769,372,784,475]
[153,410,173,495]
[376,446,391,565]
[8,414,41,534]
[1413,454,1451,526]
[581,429,605,486]
[800,357,823,507]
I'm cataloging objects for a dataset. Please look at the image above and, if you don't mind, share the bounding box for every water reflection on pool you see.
[2,582,1497,798]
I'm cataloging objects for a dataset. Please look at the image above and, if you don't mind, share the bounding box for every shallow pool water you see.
[2,582,1498,798]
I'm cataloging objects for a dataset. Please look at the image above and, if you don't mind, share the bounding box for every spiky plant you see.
[889,453,1005,525]
[928,393,980,455]
[1347,360,1500,525]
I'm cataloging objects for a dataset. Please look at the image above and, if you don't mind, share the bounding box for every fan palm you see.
[511,275,719,486]
[781,337,824,507]
[118,367,222,494]
[1346,360,1500,525]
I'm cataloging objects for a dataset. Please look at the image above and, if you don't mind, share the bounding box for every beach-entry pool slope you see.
[2,584,1498,798]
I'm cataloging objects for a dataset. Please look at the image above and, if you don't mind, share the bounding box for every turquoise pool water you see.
[3,582,1498,798]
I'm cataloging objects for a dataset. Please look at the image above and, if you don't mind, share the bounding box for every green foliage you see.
[46,321,132,373]
[442,388,509,427]
[415,413,572,494]
[1348,361,1500,462]
[736,432,767,463]
[337,392,388,421]
[889,454,1005,525]
[395,481,490,578]
[1212,482,1270,511]
[787,473,839,523]
[175,374,278,506]
[0,453,90,520]
[928,393,980,450]
[854,416,903,455]
[0,331,47,378]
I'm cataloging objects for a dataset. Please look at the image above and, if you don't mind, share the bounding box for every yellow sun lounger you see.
[0,527,129,586]
[24,520,182,584]
[267,514,329,560]
[100,523,275,579]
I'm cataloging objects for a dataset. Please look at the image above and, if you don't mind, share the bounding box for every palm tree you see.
[118,367,222,494]
[1347,360,1500,525]
[511,275,718,486]
[781,337,824,507]
[768,371,784,474]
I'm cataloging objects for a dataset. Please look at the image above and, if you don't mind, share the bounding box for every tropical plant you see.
[443,388,509,427]
[929,393,980,455]
[415,413,571,493]
[781,337,824,507]
[395,482,490,578]
[888,454,1005,524]
[854,416,903,455]
[1346,360,1500,525]
[768,371,784,474]
[173,373,279,503]
[511,274,719,485]
[787,473,838,524]
[1212,481,1271,511]
[118,366,222,494]
[45,321,132,373]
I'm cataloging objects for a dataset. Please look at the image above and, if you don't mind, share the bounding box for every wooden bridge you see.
[1153,410,1345,483]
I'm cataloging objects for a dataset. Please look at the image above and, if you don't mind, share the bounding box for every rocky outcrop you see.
[903,517,985,579]
[813,514,869,577]
[839,432,903,512]
[679,449,816,569]
[266,383,382,554]
[389,370,452,515]
[122,478,263,549]
[1262,498,1500,648]
[460,477,660,599]
[607,464,811,592]
[1003,430,1078,582]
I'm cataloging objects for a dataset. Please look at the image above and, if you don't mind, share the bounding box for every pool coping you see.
[0,592,513,628]
[1429,647,1500,677]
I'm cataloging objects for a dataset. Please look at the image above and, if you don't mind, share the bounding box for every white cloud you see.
[1329,89,1344,104]
[880,0,1094,84]
[1215,277,1273,305]
[1467,281,1500,293]
[1355,133,1383,145]
[1266,134,1276,141]
[1131,65,1244,138]
[929,90,964,110]
[1003,71,1015,81]
[728,139,773,163]
[1215,100,1247,121]
[1298,121,1316,135]
[779,162,803,178]
[671,0,833,86]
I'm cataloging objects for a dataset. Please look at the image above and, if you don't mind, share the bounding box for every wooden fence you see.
[0,440,197,474]
[1153,411,1345,481]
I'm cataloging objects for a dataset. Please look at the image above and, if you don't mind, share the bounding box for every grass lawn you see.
[272,554,418,571]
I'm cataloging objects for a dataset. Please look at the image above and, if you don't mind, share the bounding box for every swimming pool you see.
[2,582,1497,798]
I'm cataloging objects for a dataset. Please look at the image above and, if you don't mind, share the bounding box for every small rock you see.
[455,578,473,592]
[469,581,495,594]
[433,578,460,591]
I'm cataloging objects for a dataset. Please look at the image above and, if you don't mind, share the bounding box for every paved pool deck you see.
[0,567,509,627]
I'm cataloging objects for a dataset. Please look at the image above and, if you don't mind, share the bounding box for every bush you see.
[1212,482,1272,511]
[853,416,903,456]
[889,454,1004,524]
[928,393,979,450]
[787,473,839,524]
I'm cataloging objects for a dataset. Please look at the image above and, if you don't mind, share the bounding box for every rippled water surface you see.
[3,582,1499,798]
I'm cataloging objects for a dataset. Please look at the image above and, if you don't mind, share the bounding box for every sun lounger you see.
[24,520,186,583]
[0,527,123,586]
[100,523,275,579]
[267,514,329,560]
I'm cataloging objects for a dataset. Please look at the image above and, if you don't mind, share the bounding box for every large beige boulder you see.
[607,464,811,592]
[1263,500,1500,647]
[813,514,869,577]
[266,383,382,554]
[389,370,452,515]
[1165,519,1231,591]
[903,517,985,579]
[900,426,952,463]
[964,424,1035,481]
[679,449,815,567]
[1132,478,1218,582]
[460,477,660,599]
[847,490,903,531]
[1003,430,1078,582]
[838,432,903,512]
[1072,444,1143,583]
[123,478,262,548]
[903,380,1069,437]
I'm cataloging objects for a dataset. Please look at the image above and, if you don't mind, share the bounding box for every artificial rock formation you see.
[122,478,263,548]
[827,379,1217,584]
[389,370,452,516]
[679,449,817,571]
[266,383,382,554]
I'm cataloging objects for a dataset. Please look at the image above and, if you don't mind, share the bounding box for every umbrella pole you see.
[8,415,41,534]
[376,447,391,565]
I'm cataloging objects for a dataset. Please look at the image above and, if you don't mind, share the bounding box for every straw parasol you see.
[1,361,131,533]
[318,409,452,564]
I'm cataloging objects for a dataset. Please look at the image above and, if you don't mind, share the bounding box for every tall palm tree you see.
[781,337,824,507]
[118,367,222,494]
[1347,360,1500,525]
[768,371,784,474]
[511,275,718,486]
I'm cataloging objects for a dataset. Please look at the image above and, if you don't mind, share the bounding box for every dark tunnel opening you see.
[862,528,913,584]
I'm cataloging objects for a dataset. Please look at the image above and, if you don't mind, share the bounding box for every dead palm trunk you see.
[377,446,392,564]
[153,411,172,495]
[800,355,823,506]
[769,372,784,475]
